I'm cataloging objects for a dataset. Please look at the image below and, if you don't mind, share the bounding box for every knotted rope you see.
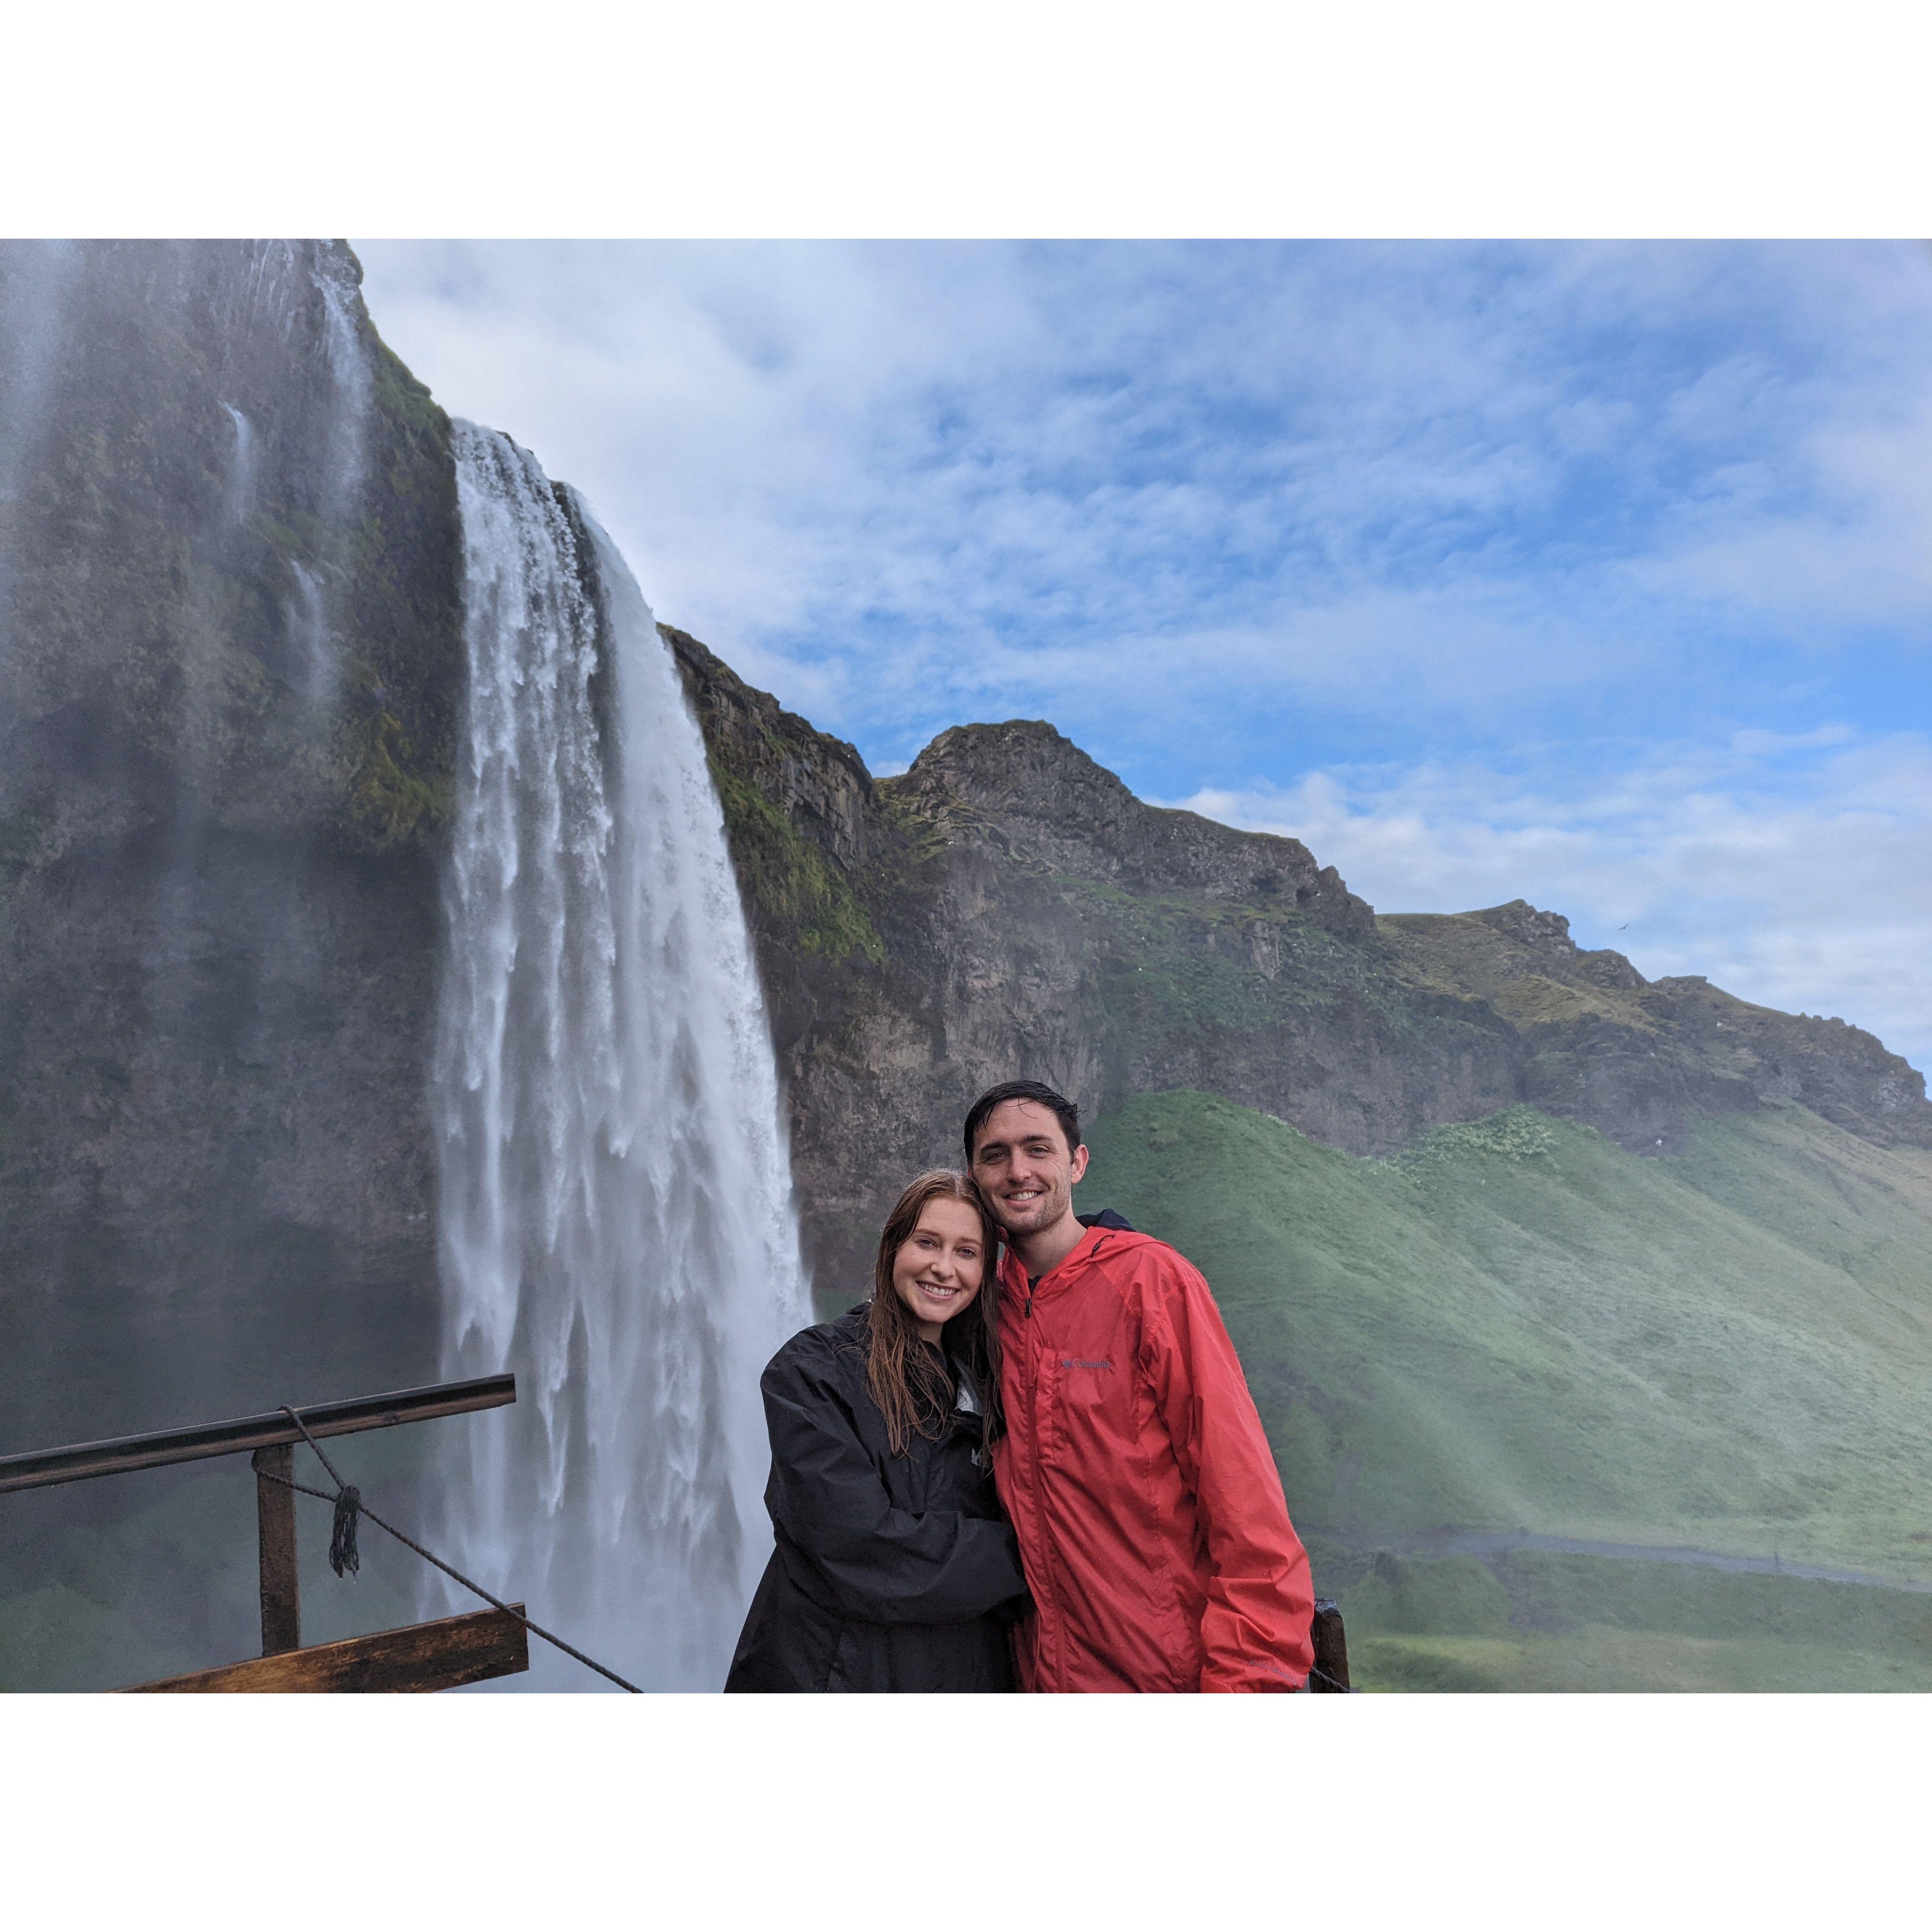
[328,1485,361,1578]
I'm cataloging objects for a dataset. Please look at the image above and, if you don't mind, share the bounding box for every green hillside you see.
[1083,1092,1932,1690]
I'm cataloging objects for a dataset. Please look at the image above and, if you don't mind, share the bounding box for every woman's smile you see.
[891,1196,986,1340]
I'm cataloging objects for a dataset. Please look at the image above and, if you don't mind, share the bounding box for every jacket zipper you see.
[1028,1306,1056,1690]
[1018,1235,1109,1689]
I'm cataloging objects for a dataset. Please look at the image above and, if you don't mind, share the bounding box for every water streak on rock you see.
[0,241,80,654]
[220,403,257,526]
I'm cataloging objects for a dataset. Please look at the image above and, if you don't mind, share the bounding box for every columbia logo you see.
[1061,1357,1112,1369]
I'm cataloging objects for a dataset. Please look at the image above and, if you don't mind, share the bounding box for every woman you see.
[724,1169,1027,1691]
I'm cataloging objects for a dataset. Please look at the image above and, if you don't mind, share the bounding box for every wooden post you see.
[252,1443,300,1655]
[1310,1596,1351,1691]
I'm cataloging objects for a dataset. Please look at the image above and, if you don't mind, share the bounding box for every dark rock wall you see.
[0,242,460,1446]
[668,638,1932,1301]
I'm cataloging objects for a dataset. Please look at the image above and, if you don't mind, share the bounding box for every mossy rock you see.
[709,757,884,966]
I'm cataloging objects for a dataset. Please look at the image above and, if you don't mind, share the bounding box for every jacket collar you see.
[999,1218,1119,1301]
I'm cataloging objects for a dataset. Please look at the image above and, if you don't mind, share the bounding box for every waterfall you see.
[265,252,367,716]
[433,422,807,1690]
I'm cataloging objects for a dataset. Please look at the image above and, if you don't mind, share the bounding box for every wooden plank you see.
[252,1444,300,1655]
[1309,1596,1352,1691]
[0,1374,516,1494]
[120,1605,531,1694]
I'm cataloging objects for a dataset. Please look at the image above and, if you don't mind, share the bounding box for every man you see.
[965,1079,1315,1692]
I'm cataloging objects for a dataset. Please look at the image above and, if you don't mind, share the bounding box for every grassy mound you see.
[1082,1092,1932,1688]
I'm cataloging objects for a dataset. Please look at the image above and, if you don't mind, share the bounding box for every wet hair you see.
[865,1169,1004,1459]
[962,1080,1082,1164]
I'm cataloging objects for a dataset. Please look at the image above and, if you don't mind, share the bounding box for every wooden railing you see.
[0,1376,528,1693]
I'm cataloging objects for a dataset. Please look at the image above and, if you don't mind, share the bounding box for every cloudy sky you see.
[355,242,1932,1073]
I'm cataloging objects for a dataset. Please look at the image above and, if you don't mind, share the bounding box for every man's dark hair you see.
[963,1081,1082,1163]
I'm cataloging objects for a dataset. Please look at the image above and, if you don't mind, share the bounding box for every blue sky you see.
[356,242,1932,1072]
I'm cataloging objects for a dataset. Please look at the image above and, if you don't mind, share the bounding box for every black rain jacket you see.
[724,1305,1028,1692]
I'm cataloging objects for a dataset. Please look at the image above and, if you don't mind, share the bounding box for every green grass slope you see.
[1336,1548,1932,1691]
[1083,1093,1932,1592]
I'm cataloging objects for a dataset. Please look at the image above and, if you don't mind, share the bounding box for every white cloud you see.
[1646,405,1932,631]
[351,241,1932,1065]
[1728,724,1856,756]
[355,241,1932,746]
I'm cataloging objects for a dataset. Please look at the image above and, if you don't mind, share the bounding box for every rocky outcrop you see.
[0,242,459,1446]
[670,652,1932,1299]
[889,721,1373,930]
[1382,902,1932,1154]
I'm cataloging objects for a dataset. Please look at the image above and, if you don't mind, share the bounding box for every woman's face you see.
[891,1196,987,1342]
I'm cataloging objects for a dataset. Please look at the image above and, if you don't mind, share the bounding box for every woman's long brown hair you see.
[864,1169,1005,1459]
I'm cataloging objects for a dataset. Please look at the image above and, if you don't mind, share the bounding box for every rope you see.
[268,1404,642,1693]
[268,1403,1351,1699]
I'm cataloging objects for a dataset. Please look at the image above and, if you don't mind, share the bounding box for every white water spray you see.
[266,255,367,714]
[221,403,255,526]
[433,423,807,1690]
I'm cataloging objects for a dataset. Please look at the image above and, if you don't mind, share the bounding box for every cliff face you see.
[1381,900,1930,1153]
[0,242,460,1445]
[668,635,1932,1299]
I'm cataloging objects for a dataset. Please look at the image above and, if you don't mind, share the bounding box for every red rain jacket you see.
[993,1220,1315,1693]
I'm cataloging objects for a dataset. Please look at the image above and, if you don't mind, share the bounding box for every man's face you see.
[968,1099,1090,1238]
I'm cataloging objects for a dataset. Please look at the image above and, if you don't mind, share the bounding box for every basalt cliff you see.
[667,628,1931,1294]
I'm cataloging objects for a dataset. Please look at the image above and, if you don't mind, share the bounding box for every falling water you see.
[220,403,256,526]
[263,253,367,715]
[283,559,332,705]
[433,423,807,1690]
[314,258,369,525]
